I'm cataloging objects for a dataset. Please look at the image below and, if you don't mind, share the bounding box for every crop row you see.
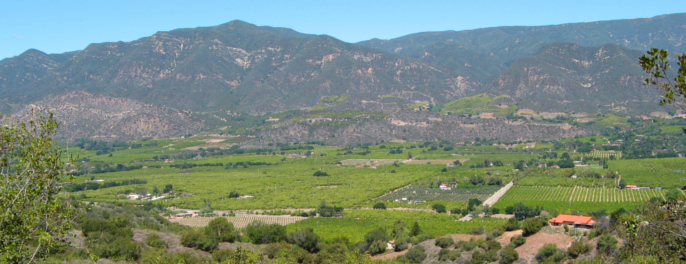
[584,151,622,159]
[500,186,665,203]
[169,215,307,228]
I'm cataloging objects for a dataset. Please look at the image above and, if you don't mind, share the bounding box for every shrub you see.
[394,238,408,251]
[535,244,566,263]
[435,237,454,248]
[287,227,320,253]
[367,240,387,255]
[510,235,526,247]
[313,171,329,176]
[502,217,520,231]
[146,233,168,248]
[522,217,544,236]
[373,202,386,210]
[205,217,236,242]
[316,243,349,263]
[405,245,426,263]
[438,248,461,261]
[597,235,618,255]
[432,203,446,213]
[244,221,286,244]
[500,246,519,264]
[567,241,591,259]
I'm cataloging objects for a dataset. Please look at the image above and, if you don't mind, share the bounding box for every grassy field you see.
[608,158,686,189]
[286,210,507,243]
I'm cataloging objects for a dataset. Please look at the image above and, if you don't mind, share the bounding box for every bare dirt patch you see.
[515,227,575,263]
[370,248,409,260]
[496,230,524,248]
[132,229,211,257]
[314,185,339,188]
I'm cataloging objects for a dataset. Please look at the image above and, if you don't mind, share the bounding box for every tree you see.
[535,243,566,263]
[373,202,386,210]
[287,227,320,253]
[404,245,426,263]
[205,217,236,242]
[1,111,76,263]
[410,222,421,237]
[432,203,446,213]
[407,152,413,160]
[619,178,627,189]
[597,234,618,255]
[639,48,686,133]
[522,217,544,236]
[163,184,173,193]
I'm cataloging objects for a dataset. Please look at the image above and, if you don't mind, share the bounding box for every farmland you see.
[376,185,500,203]
[169,215,307,228]
[493,186,667,212]
[286,209,508,242]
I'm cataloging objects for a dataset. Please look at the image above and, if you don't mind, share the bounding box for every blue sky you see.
[2,0,685,60]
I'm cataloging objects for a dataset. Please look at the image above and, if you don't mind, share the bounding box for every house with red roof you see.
[550,214,596,228]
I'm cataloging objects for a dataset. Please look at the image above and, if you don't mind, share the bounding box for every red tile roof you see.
[550,214,596,225]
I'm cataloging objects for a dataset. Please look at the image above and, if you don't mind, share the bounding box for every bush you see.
[180,230,217,252]
[364,228,388,246]
[373,202,386,210]
[146,233,168,248]
[597,235,618,255]
[287,227,320,253]
[438,248,461,261]
[244,221,286,244]
[316,243,349,263]
[535,244,566,263]
[313,171,329,176]
[432,203,446,213]
[435,237,454,248]
[510,235,526,247]
[500,246,519,264]
[405,245,426,263]
[367,240,387,255]
[522,217,544,236]
[567,241,591,259]
[205,217,236,242]
[502,217,520,231]
[394,238,408,251]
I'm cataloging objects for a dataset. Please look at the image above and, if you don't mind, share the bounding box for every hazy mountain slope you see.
[480,43,664,114]
[11,90,205,140]
[358,13,686,81]
[6,21,473,113]
[0,49,61,93]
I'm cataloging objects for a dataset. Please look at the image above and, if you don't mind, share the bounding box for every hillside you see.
[11,90,205,140]
[480,43,667,114]
[2,21,472,113]
[358,12,686,82]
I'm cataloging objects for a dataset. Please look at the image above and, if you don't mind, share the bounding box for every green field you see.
[286,209,507,243]
[609,158,686,189]
[493,186,666,212]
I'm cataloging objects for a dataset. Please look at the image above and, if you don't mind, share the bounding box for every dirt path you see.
[495,230,523,248]
[482,181,514,207]
[370,248,409,260]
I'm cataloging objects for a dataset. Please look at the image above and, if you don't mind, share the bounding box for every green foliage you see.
[373,202,386,210]
[287,227,320,253]
[510,235,526,248]
[441,94,516,117]
[180,229,217,252]
[435,237,454,248]
[205,217,237,242]
[597,234,618,255]
[244,221,286,244]
[404,245,426,263]
[438,248,461,261]
[0,111,76,263]
[639,48,686,108]
[502,217,520,231]
[145,233,168,249]
[500,246,519,264]
[567,241,591,259]
[522,218,544,236]
[432,203,446,213]
[535,243,566,264]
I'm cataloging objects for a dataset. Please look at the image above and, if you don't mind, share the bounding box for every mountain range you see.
[1,13,685,141]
